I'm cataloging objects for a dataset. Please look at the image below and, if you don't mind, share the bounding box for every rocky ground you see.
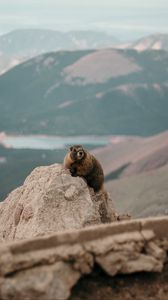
[0,163,167,300]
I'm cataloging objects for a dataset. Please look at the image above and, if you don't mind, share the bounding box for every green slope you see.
[0,49,168,136]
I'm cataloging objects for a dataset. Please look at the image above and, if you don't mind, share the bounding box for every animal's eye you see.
[79,151,83,156]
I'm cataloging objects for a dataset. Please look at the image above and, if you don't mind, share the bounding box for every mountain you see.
[92,131,168,178]
[91,130,168,218]
[0,48,168,136]
[128,34,168,52]
[106,163,168,218]
[0,29,118,58]
[93,131,168,218]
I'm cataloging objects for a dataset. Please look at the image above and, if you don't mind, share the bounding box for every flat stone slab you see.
[0,216,168,300]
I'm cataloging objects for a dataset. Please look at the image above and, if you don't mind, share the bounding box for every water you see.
[2,135,110,150]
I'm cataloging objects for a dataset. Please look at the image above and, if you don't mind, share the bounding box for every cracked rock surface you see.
[0,163,168,300]
[0,164,118,242]
[0,217,168,300]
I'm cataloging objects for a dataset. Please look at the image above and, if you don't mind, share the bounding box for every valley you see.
[0,2,168,297]
[0,30,168,218]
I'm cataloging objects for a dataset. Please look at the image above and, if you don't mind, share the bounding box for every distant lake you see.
[1,135,110,150]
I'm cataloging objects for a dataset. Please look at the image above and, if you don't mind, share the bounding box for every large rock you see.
[0,217,168,300]
[0,164,118,242]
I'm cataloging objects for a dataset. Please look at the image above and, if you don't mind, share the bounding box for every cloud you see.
[0,11,83,32]
[0,0,167,38]
[92,21,168,33]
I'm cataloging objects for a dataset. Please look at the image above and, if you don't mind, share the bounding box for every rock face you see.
[2,163,167,300]
[0,217,168,300]
[0,164,117,242]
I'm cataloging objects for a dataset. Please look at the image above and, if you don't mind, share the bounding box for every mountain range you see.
[0,29,118,58]
[1,30,168,58]
[0,30,168,75]
[0,48,168,136]
[0,28,168,221]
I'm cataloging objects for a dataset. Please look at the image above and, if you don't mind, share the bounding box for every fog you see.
[0,0,167,40]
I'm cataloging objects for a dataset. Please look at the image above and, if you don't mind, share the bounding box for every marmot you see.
[64,145,104,192]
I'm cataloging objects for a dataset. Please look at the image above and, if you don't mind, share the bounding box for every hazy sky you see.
[0,0,167,40]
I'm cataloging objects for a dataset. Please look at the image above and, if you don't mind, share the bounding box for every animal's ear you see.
[70,146,73,151]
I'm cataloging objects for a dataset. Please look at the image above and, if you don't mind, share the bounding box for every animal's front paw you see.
[70,167,77,177]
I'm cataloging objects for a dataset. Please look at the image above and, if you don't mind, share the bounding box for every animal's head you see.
[69,145,86,161]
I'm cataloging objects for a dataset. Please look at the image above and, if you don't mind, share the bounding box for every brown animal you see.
[64,145,104,192]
